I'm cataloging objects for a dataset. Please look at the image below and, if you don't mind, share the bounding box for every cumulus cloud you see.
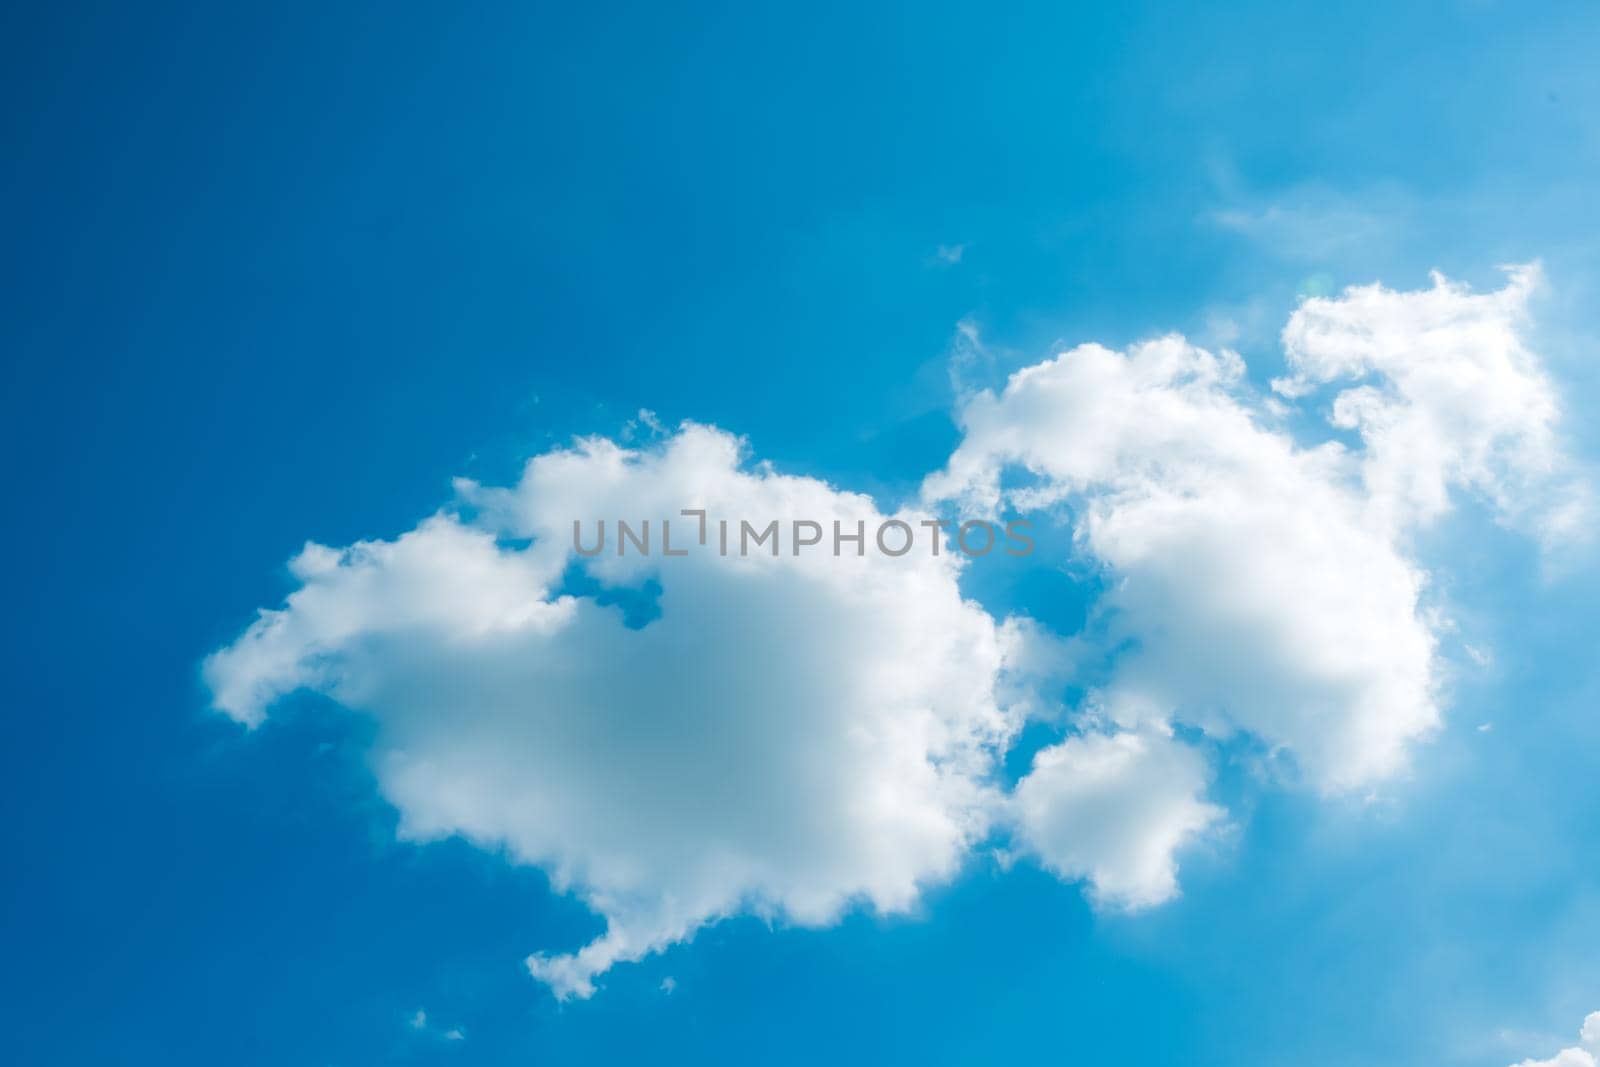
[925,268,1582,795]
[922,266,1582,886]
[206,426,1022,999]
[1514,1052,1597,1067]
[1508,1010,1600,1067]
[924,334,1438,791]
[1010,728,1222,909]
[1278,263,1588,542]
[205,267,1584,997]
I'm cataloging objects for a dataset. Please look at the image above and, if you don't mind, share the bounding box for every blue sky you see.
[4,2,1600,1064]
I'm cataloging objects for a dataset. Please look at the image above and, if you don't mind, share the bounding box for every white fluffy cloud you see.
[206,426,1020,999]
[924,333,1439,791]
[1009,728,1222,910]
[206,268,1583,996]
[925,267,1580,887]
[1509,1010,1600,1067]
[1514,1052,1597,1067]
[1278,264,1588,542]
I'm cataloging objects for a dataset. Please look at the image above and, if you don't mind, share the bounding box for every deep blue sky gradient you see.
[3,3,1599,1064]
